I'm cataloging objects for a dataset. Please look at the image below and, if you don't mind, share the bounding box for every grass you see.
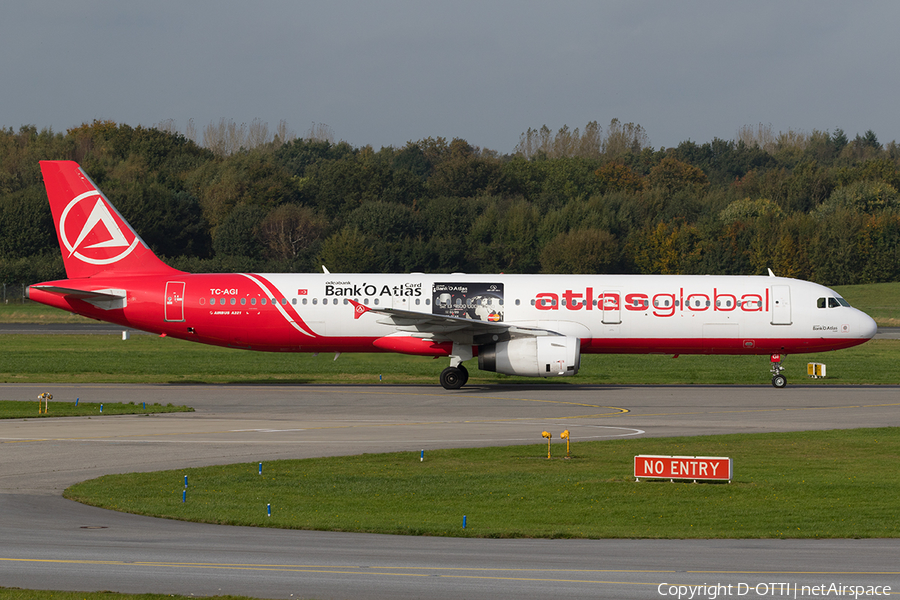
[63,427,900,539]
[0,400,193,419]
[1,333,897,385]
[834,281,900,326]
[0,302,93,323]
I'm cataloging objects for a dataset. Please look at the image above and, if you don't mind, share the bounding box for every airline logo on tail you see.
[60,190,140,265]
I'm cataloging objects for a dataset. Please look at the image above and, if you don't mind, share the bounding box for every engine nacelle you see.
[478,336,581,377]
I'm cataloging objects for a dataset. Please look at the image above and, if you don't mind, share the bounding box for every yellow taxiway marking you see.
[2,557,896,585]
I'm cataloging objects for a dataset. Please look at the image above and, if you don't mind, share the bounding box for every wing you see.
[348,299,560,346]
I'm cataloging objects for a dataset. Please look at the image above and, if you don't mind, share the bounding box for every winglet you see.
[348,299,371,320]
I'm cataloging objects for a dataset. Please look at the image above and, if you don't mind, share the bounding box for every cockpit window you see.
[819,296,851,308]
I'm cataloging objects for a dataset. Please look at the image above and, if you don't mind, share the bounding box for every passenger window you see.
[262,298,267,305]
[292,298,297,305]
[219,298,226,306]
[251,298,257,306]
[312,298,317,305]
[374,298,379,305]
[230,298,236,305]
[302,298,307,305]
[425,299,430,305]
[200,298,206,306]
[241,298,246,305]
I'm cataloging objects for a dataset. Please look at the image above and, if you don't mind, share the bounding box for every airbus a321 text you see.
[28,161,877,389]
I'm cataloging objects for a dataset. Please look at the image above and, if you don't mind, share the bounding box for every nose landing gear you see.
[770,354,787,388]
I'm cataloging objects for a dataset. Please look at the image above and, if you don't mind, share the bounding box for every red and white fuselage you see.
[28,161,877,389]
[28,271,877,356]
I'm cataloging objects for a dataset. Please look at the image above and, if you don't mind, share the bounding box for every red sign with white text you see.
[634,455,732,481]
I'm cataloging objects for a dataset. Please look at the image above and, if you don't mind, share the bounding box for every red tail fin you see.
[40,161,183,279]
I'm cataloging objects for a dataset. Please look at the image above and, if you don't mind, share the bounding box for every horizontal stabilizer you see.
[30,285,127,310]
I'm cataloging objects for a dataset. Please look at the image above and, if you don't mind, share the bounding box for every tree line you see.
[1,119,899,287]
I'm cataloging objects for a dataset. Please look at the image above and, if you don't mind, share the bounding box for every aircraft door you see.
[770,285,792,325]
[601,290,621,324]
[165,281,185,322]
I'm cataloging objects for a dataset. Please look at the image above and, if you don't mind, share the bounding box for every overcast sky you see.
[3,1,899,154]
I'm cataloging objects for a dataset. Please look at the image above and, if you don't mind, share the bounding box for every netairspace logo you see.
[657,582,892,599]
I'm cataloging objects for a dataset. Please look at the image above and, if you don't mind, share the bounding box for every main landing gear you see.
[440,364,468,390]
[770,353,787,389]
[441,346,473,390]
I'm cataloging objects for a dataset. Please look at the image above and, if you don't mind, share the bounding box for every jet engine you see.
[478,336,581,377]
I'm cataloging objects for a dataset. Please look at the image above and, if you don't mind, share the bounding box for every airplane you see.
[27,160,878,389]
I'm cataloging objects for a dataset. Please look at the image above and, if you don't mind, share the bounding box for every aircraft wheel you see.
[440,366,465,390]
[771,374,787,389]
[458,364,469,386]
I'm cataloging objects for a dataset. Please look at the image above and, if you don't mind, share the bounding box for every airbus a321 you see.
[28,161,877,389]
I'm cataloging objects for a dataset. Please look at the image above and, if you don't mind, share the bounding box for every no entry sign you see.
[634,455,732,482]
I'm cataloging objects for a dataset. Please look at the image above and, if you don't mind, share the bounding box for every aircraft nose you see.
[858,311,878,339]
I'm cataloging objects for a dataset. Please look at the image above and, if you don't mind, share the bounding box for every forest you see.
[1,118,899,287]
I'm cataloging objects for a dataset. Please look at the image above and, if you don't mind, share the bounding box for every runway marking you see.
[1,557,896,583]
[0,406,636,444]
[231,428,306,433]
[1,397,895,446]
[2,401,895,444]
[0,424,645,444]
